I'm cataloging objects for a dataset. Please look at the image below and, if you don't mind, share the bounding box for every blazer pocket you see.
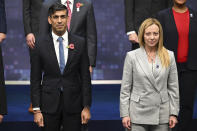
[130,93,140,103]
[160,92,169,103]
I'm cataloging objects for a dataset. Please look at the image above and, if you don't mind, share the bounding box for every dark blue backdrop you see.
[2,0,197,80]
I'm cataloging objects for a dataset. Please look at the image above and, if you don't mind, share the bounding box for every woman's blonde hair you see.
[138,18,170,68]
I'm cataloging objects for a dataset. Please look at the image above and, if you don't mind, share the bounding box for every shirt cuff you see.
[127,31,136,35]
[33,107,41,111]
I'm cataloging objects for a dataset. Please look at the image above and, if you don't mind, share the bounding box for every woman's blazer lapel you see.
[153,54,163,78]
[135,48,169,92]
[135,48,158,91]
[135,48,166,92]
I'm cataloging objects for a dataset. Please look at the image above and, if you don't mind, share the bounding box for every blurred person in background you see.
[23,0,44,113]
[124,0,172,50]
[157,0,197,130]
[0,0,7,123]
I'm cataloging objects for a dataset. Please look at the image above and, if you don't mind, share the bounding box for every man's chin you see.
[55,30,66,36]
[56,28,65,31]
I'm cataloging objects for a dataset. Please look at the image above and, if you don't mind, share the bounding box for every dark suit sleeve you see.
[23,0,32,36]
[0,0,6,33]
[0,47,7,115]
[124,0,135,33]
[80,43,92,107]
[30,44,42,108]
[167,0,173,8]
[0,0,7,115]
[86,2,97,67]
[39,1,52,36]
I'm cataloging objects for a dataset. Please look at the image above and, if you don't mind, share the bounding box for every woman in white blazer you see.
[120,18,179,131]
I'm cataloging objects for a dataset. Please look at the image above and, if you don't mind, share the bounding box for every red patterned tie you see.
[66,0,72,31]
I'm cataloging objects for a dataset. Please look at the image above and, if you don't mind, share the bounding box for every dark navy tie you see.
[58,37,65,74]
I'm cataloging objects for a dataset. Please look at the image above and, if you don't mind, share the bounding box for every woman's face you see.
[144,24,160,48]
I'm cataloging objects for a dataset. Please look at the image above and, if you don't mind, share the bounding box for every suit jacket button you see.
[60,87,63,92]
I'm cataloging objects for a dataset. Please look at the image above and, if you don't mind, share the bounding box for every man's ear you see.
[48,16,52,25]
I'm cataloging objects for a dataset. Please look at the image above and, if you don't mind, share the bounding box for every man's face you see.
[173,0,187,6]
[48,10,68,35]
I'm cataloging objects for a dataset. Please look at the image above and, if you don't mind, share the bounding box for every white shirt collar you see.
[51,31,68,43]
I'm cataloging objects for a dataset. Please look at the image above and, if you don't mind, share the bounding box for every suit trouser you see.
[42,92,81,131]
[126,123,170,131]
[176,63,197,131]
[0,46,7,114]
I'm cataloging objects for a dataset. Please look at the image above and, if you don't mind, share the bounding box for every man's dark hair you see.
[48,2,68,17]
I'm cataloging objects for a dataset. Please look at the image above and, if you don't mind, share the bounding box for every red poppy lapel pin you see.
[76,2,83,12]
[67,43,75,50]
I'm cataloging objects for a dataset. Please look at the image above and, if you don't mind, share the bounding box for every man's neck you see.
[144,46,157,54]
[53,30,66,37]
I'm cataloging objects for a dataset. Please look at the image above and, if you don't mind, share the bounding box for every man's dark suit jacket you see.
[124,0,172,33]
[0,0,6,33]
[23,0,43,36]
[0,0,7,115]
[39,0,97,67]
[30,33,92,114]
[157,8,197,70]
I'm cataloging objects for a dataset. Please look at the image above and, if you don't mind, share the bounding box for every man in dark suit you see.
[157,0,197,130]
[23,0,44,113]
[0,0,7,123]
[31,2,91,131]
[124,0,172,50]
[39,0,97,73]
[23,0,44,49]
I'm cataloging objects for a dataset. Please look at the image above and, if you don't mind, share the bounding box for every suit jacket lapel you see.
[169,8,179,37]
[63,34,77,73]
[153,54,162,78]
[188,8,194,44]
[136,47,158,91]
[70,0,79,31]
[45,34,61,74]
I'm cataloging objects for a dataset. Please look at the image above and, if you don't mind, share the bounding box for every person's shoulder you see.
[69,33,85,43]
[37,33,49,41]
[188,7,197,18]
[36,33,52,46]
[158,8,171,15]
[167,49,173,54]
[166,49,175,60]
[127,48,140,57]
[69,33,85,50]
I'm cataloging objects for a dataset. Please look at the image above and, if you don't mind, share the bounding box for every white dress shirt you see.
[52,31,69,66]
[33,31,69,111]
[61,0,74,13]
